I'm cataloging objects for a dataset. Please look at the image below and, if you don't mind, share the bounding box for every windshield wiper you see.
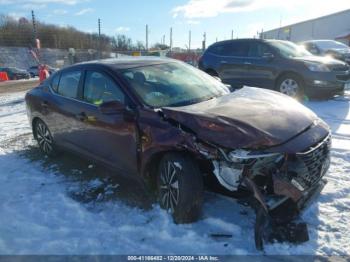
[167,95,219,107]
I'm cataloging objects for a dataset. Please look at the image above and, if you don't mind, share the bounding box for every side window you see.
[208,43,248,57]
[224,42,249,57]
[57,71,81,99]
[51,73,60,92]
[248,42,271,57]
[83,71,125,106]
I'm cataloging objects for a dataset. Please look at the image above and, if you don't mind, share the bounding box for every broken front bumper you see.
[297,178,327,212]
[210,133,331,250]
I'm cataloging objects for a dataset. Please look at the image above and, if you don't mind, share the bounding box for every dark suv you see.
[199,39,350,98]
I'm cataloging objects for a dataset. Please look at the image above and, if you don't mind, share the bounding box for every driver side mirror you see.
[262,53,275,61]
[309,48,319,55]
[99,100,125,115]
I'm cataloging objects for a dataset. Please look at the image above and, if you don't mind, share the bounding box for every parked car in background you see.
[199,39,350,98]
[0,67,31,80]
[26,57,331,249]
[300,40,350,64]
[28,65,57,78]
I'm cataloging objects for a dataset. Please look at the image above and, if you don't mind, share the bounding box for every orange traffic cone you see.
[0,72,9,81]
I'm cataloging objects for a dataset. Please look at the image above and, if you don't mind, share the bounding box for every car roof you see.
[209,38,265,46]
[75,56,176,70]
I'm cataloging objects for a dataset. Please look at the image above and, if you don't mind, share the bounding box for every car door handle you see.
[221,61,228,64]
[75,112,97,122]
[41,101,49,107]
[75,112,88,121]
[244,62,252,65]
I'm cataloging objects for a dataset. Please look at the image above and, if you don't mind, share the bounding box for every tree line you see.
[0,14,146,51]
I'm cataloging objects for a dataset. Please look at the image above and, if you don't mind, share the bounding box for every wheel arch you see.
[143,149,202,191]
[31,117,43,140]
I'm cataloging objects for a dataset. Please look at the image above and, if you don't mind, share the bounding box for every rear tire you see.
[157,153,203,224]
[276,73,305,99]
[34,119,57,157]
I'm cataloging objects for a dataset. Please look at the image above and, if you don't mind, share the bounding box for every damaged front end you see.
[210,134,331,250]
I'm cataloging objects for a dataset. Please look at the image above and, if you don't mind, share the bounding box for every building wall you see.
[262,9,350,45]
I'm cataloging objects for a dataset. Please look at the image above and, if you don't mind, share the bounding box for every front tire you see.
[277,74,304,99]
[34,119,56,156]
[157,153,203,224]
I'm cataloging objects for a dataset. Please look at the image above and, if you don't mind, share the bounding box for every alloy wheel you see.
[279,78,299,97]
[159,161,180,212]
[36,121,53,155]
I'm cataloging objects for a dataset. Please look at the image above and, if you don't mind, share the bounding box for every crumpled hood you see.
[162,87,319,149]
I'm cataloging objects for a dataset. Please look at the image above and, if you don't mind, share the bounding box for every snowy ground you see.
[0,89,350,255]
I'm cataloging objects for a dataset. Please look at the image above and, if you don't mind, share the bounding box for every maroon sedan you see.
[25,57,331,249]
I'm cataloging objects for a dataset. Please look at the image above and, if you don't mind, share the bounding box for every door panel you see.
[244,42,277,89]
[214,42,248,87]
[43,70,86,149]
[219,57,247,86]
[74,103,138,174]
[75,70,138,175]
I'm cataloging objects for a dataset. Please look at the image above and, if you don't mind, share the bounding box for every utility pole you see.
[31,10,37,44]
[231,30,234,39]
[163,34,165,46]
[202,32,206,51]
[98,18,101,58]
[277,15,282,39]
[188,30,191,52]
[170,27,173,50]
[146,24,149,51]
[30,10,41,64]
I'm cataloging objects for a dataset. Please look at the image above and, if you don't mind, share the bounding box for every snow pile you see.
[0,90,349,255]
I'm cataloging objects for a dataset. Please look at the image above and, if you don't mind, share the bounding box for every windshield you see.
[315,40,349,50]
[268,40,312,58]
[121,62,230,108]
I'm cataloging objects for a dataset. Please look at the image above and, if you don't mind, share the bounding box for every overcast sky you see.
[1,0,350,48]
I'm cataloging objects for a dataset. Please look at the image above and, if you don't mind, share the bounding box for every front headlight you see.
[304,61,330,72]
[228,149,280,164]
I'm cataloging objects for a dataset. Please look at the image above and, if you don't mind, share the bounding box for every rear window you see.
[57,71,81,99]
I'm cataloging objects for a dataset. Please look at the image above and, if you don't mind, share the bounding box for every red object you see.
[0,72,9,82]
[39,66,49,83]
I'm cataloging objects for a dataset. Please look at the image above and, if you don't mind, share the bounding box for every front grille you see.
[331,65,349,72]
[336,74,350,82]
[294,135,331,189]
